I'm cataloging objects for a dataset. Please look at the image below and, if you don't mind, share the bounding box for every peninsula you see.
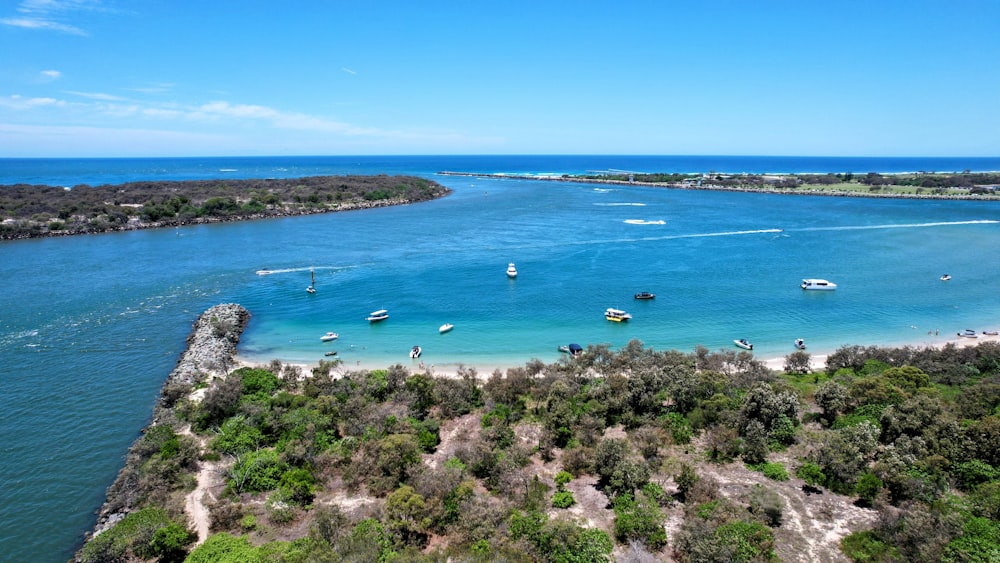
[0,174,450,240]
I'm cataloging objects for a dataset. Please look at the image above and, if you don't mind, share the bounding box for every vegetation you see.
[0,174,449,239]
[81,337,1000,561]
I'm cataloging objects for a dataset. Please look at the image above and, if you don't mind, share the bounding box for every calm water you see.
[2,155,1000,561]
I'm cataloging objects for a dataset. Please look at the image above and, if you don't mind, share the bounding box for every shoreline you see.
[437,171,1000,201]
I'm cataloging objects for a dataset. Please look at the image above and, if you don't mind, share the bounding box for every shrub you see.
[796,462,826,488]
[747,461,789,481]
[747,485,784,527]
[613,493,667,549]
[840,530,901,562]
[185,533,263,563]
[552,491,576,509]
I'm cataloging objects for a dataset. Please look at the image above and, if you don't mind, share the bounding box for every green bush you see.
[613,493,667,549]
[747,461,789,481]
[552,491,576,509]
[840,530,900,562]
[797,462,826,488]
[230,449,286,494]
[186,533,263,563]
[80,508,192,563]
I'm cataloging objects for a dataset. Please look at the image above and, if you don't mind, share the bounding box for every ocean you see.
[1,155,999,561]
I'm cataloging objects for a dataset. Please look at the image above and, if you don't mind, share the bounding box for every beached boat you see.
[801,279,837,291]
[734,338,753,350]
[507,262,518,278]
[306,268,316,293]
[958,329,978,338]
[794,338,806,350]
[409,345,422,358]
[634,291,655,300]
[320,332,339,342]
[367,309,389,322]
[605,308,632,322]
[439,323,454,334]
[940,274,952,281]
[983,330,999,336]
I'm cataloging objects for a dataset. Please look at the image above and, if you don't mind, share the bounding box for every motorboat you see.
[507,262,518,278]
[439,323,454,334]
[794,338,806,350]
[306,268,316,293]
[409,345,422,358]
[634,291,655,300]
[605,308,632,322]
[958,329,978,338]
[558,343,583,356]
[367,309,389,322]
[320,332,339,342]
[734,338,753,350]
[255,269,273,276]
[801,279,837,291]
[984,330,999,336]
[324,351,338,357]
[940,274,952,281]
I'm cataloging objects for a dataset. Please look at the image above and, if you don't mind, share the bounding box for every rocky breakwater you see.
[84,303,250,541]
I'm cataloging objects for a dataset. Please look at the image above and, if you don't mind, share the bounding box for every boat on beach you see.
[958,329,978,338]
[984,330,999,336]
[634,291,655,300]
[605,308,632,322]
[410,345,422,358]
[507,262,518,278]
[439,323,454,334]
[734,338,753,350]
[801,279,837,291]
[367,309,389,322]
[320,332,339,342]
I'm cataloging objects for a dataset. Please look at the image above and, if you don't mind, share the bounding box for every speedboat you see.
[801,279,837,291]
[983,330,999,336]
[367,309,389,322]
[507,262,518,278]
[255,269,273,276]
[324,351,338,357]
[320,332,339,342]
[794,338,806,350]
[958,329,978,338]
[409,345,422,358]
[940,274,952,281]
[605,308,632,322]
[634,291,655,300]
[734,338,753,350]
[439,323,454,334]
[558,343,584,357]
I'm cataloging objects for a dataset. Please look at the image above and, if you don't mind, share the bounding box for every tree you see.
[814,380,848,425]
[385,485,431,547]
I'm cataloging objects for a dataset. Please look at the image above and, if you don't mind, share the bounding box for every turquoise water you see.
[2,155,1000,561]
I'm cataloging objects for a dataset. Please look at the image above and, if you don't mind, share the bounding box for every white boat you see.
[367,309,389,322]
[306,268,316,293]
[983,330,999,336]
[734,338,753,350]
[409,345,422,358]
[605,308,632,322]
[794,338,806,350]
[507,262,518,278]
[801,279,837,291]
[256,269,273,276]
[940,274,952,281]
[439,323,454,334]
[958,329,978,338]
[320,332,339,342]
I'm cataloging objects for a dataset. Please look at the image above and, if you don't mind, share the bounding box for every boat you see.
[558,343,583,357]
[439,323,454,334]
[605,308,632,322]
[409,345,422,358]
[367,309,389,322]
[320,332,339,342]
[306,268,316,293]
[324,351,338,357]
[940,274,952,281]
[255,269,273,276]
[801,279,837,291]
[507,262,518,278]
[634,291,655,300]
[983,330,999,336]
[958,329,979,338]
[734,338,753,350]
[794,338,806,350]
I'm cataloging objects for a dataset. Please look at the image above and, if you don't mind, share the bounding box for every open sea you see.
[2,155,1000,561]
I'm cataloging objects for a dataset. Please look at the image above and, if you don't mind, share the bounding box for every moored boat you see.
[794,338,806,350]
[410,345,422,358]
[801,278,837,291]
[605,308,632,322]
[958,329,978,338]
[324,351,338,357]
[367,309,389,322]
[320,332,339,342]
[439,323,454,334]
[940,274,952,281]
[634,291,655,300]
[507,262,518,278]
[734,338,753,350]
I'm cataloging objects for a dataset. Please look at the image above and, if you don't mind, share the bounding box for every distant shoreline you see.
[438,171,1000,201]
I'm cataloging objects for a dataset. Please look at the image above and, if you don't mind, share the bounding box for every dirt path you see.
[180,427,224,544]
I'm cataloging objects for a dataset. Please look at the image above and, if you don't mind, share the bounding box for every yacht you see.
[367,309,389,322]
[634,291,655,300]
[320,332,339,342]
[507,262,518,278]
[439,323,454,334]
[801,279,837,291]
[605,308,632,322]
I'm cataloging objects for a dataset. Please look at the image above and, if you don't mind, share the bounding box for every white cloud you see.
[65,90,127,101]
[341,68,357,75]
[0,94,64,109]
[40,69,61,81]
[1,0,107,35]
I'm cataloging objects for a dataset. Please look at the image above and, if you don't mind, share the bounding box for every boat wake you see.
[624,219,666,225]
[255,265,347,276]
[798,220,999,232]
[594,202,646,206]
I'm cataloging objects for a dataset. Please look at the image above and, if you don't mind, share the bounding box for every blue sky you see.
[1,0,997,157]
